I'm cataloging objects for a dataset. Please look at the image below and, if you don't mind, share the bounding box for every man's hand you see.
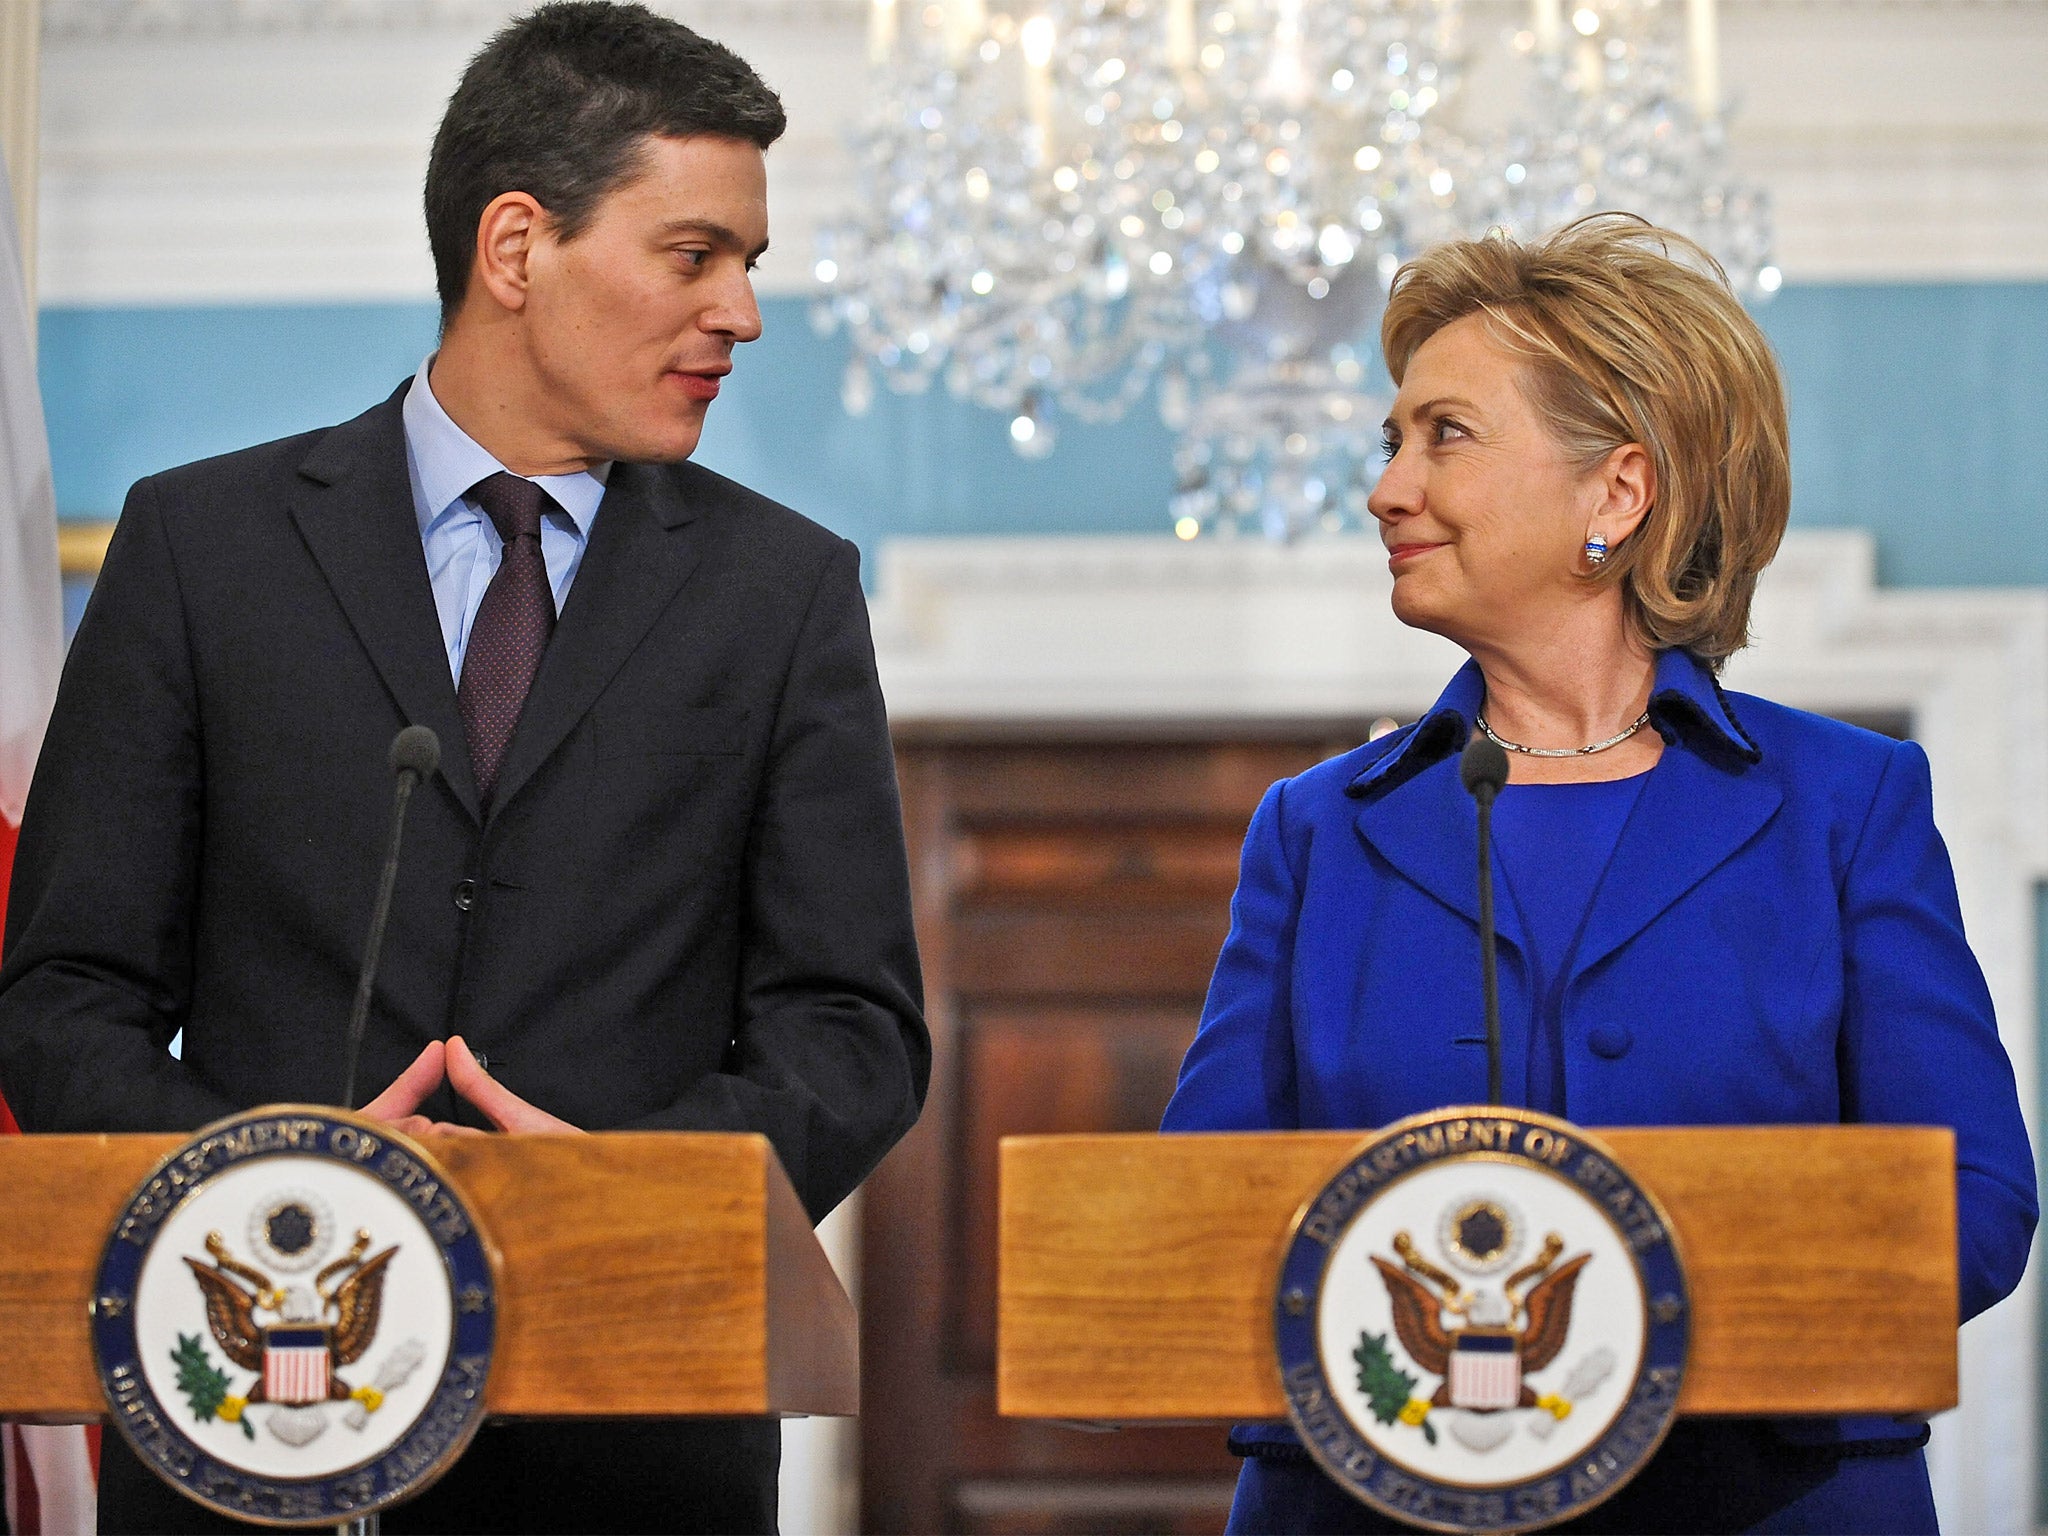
[358,1040,449,1138]
[352,1037,582,1135]
[445,1035,583,1133]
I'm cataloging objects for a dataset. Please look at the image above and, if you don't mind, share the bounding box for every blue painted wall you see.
[37,282,2048,589]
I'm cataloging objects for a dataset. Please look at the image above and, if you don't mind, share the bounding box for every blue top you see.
[400,360,609,684]
[1162,649,2037,1462]
[1491,774,1648,1114]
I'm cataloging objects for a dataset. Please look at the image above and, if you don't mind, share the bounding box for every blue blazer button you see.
[1588,1024,1634,1060]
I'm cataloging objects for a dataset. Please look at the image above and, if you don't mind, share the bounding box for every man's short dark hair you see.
[425,0,786,318]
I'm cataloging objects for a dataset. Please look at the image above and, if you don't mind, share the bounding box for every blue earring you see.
[1584,533,1609,566]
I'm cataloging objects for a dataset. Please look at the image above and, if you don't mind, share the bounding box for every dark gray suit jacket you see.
[0,382,928,1222]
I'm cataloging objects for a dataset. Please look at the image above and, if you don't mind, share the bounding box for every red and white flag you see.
[0,156,97,1536]
[0,150,61,935]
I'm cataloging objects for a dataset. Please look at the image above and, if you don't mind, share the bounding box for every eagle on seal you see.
[184,1228,397,1406]
[1373,1231,1589,1410]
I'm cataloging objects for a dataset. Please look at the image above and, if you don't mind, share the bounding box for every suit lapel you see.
[1570,745,1781,982]
[289,391,482,822]
[1352,756,1528,958]
[489,462,708,815]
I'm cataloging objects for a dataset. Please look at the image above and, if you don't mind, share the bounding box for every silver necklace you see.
[1475,709,1652,758]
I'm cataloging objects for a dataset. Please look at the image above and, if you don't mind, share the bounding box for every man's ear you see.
[1588,441,1656,552]
[467,191,548,315]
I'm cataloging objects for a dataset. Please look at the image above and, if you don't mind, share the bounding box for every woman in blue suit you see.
[1161,216,2036,1534]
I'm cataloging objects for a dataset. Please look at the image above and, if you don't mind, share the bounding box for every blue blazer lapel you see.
[1571,745,1782,981]
[1352,755,1528,959]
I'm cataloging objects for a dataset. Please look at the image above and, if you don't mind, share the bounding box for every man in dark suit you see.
[0,4,927,1530]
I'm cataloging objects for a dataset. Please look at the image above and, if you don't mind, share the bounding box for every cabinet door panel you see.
[953,1004,1204,1370]
[863,736,1350,1536]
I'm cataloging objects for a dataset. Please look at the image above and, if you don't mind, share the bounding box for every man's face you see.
[517,133,768,464]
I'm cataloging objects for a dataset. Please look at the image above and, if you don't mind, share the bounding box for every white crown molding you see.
[35,0,2048,302]
[40,0,862,41]
[869,524,2047,1533]
[40,0,2048,37]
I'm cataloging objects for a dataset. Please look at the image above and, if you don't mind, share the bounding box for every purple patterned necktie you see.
[457,472,557,808]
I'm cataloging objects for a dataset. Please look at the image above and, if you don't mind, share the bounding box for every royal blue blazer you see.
[1164,648,2036,1332]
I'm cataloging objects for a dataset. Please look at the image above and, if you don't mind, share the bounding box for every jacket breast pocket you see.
[594,704,750,759]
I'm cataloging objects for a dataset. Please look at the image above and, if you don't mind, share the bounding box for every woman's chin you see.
[1388,579,1457,638]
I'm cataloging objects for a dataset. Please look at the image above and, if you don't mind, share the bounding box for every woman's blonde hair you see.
[1381,214,1790,664]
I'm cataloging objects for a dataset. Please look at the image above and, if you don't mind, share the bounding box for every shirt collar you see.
[401,358,609,537]
[1345,647,1761,800]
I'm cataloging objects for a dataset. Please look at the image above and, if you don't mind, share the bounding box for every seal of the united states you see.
[1274,1107,1687,1535]
[91,1106,497,1527]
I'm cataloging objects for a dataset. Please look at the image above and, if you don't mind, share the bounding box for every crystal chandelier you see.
[814,0,1773,542]
[1477,0,1774,294]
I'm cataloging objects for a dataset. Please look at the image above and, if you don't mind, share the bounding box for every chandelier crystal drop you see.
[815,0,1772,542]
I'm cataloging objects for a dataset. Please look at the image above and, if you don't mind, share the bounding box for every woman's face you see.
[1367,313,1638,651]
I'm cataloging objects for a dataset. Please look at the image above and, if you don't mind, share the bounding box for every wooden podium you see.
[998,1126,1957,1422]
[0,1131,857,1424]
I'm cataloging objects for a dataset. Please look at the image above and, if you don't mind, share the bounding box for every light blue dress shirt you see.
[400,360,609,684]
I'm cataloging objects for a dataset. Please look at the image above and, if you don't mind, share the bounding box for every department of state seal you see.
[91,1107,497,1527]
[1275,1107,1688,1535]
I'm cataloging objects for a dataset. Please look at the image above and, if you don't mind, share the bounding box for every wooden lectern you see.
[0,1131,857,1425]
[998,1127,1957,1422]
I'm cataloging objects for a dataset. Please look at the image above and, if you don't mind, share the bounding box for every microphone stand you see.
[339,727,440,1112]
[1474,785,1503,1106]
[331,727,438,1534]
[1459,734,1510,1107]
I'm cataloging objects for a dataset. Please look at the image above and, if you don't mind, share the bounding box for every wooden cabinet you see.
[861,734,1362,1535]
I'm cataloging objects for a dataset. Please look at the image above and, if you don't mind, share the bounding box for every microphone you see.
[339,726,441,1111]
[1458,733,1510,1107]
